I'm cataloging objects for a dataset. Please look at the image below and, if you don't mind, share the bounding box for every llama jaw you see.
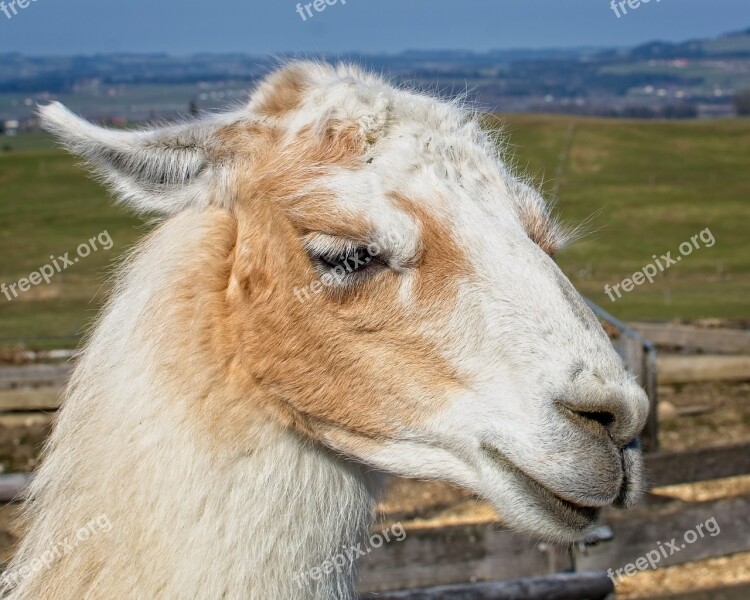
[480,441,641,541]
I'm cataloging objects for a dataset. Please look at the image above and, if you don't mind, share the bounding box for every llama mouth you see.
[481,443,600,532]
[612,437,644,509]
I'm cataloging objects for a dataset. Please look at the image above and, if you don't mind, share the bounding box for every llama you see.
[3,62,648,599]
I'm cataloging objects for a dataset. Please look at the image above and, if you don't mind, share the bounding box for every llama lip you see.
[481,443,600,531]
[613,438,645,508]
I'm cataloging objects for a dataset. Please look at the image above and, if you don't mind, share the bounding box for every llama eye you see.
[304,233,389,286]
[307,240,387,286]
[315,246,378,275]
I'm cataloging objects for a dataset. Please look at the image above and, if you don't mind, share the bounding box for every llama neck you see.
[7,210,379,600]
[11,384,377,600]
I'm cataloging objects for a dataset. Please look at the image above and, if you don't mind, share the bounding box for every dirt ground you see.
[658,381,750,451]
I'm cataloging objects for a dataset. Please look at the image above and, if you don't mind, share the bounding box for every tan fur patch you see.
[251,63,310,119]
[155,122,470,452]
[215,119,369,237]
[159,205,464,451]
[390,193,474,298]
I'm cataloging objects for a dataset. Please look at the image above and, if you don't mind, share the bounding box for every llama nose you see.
[558,381,649,448]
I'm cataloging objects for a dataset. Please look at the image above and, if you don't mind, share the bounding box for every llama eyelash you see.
[303,234,361,263]
[303,234,386,283]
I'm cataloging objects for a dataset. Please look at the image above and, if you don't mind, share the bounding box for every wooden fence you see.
[1,305,749,598]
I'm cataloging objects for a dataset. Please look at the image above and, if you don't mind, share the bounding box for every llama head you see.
[40,62,648,542]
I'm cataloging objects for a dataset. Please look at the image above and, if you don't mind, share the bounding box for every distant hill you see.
[1,27,749,122]
[627,27,750,59]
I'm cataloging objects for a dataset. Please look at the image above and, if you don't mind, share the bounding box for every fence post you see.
[583,299,659,452]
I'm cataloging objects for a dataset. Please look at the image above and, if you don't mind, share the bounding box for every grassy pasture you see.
[0,115,748,348]
[491,115,750,320]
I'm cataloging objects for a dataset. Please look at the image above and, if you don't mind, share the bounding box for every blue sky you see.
[0,0,748,55]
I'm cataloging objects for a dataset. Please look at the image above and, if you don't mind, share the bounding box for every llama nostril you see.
[559,402,617,434]
[557,379,649,447]
[575,409,615,428]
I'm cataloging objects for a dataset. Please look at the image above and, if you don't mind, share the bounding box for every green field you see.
[490,115,750,321]
[0,115,749,348]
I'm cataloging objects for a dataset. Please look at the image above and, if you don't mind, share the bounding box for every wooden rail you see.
[657,355,750,384]
[1,439,747,507]
[573,492,750,573]
[360,571,613,600]
[0,364,72,390]
[646,441,750,488]
[629,322,750,354]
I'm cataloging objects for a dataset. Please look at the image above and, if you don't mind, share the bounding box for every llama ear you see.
[38,102,223,215]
